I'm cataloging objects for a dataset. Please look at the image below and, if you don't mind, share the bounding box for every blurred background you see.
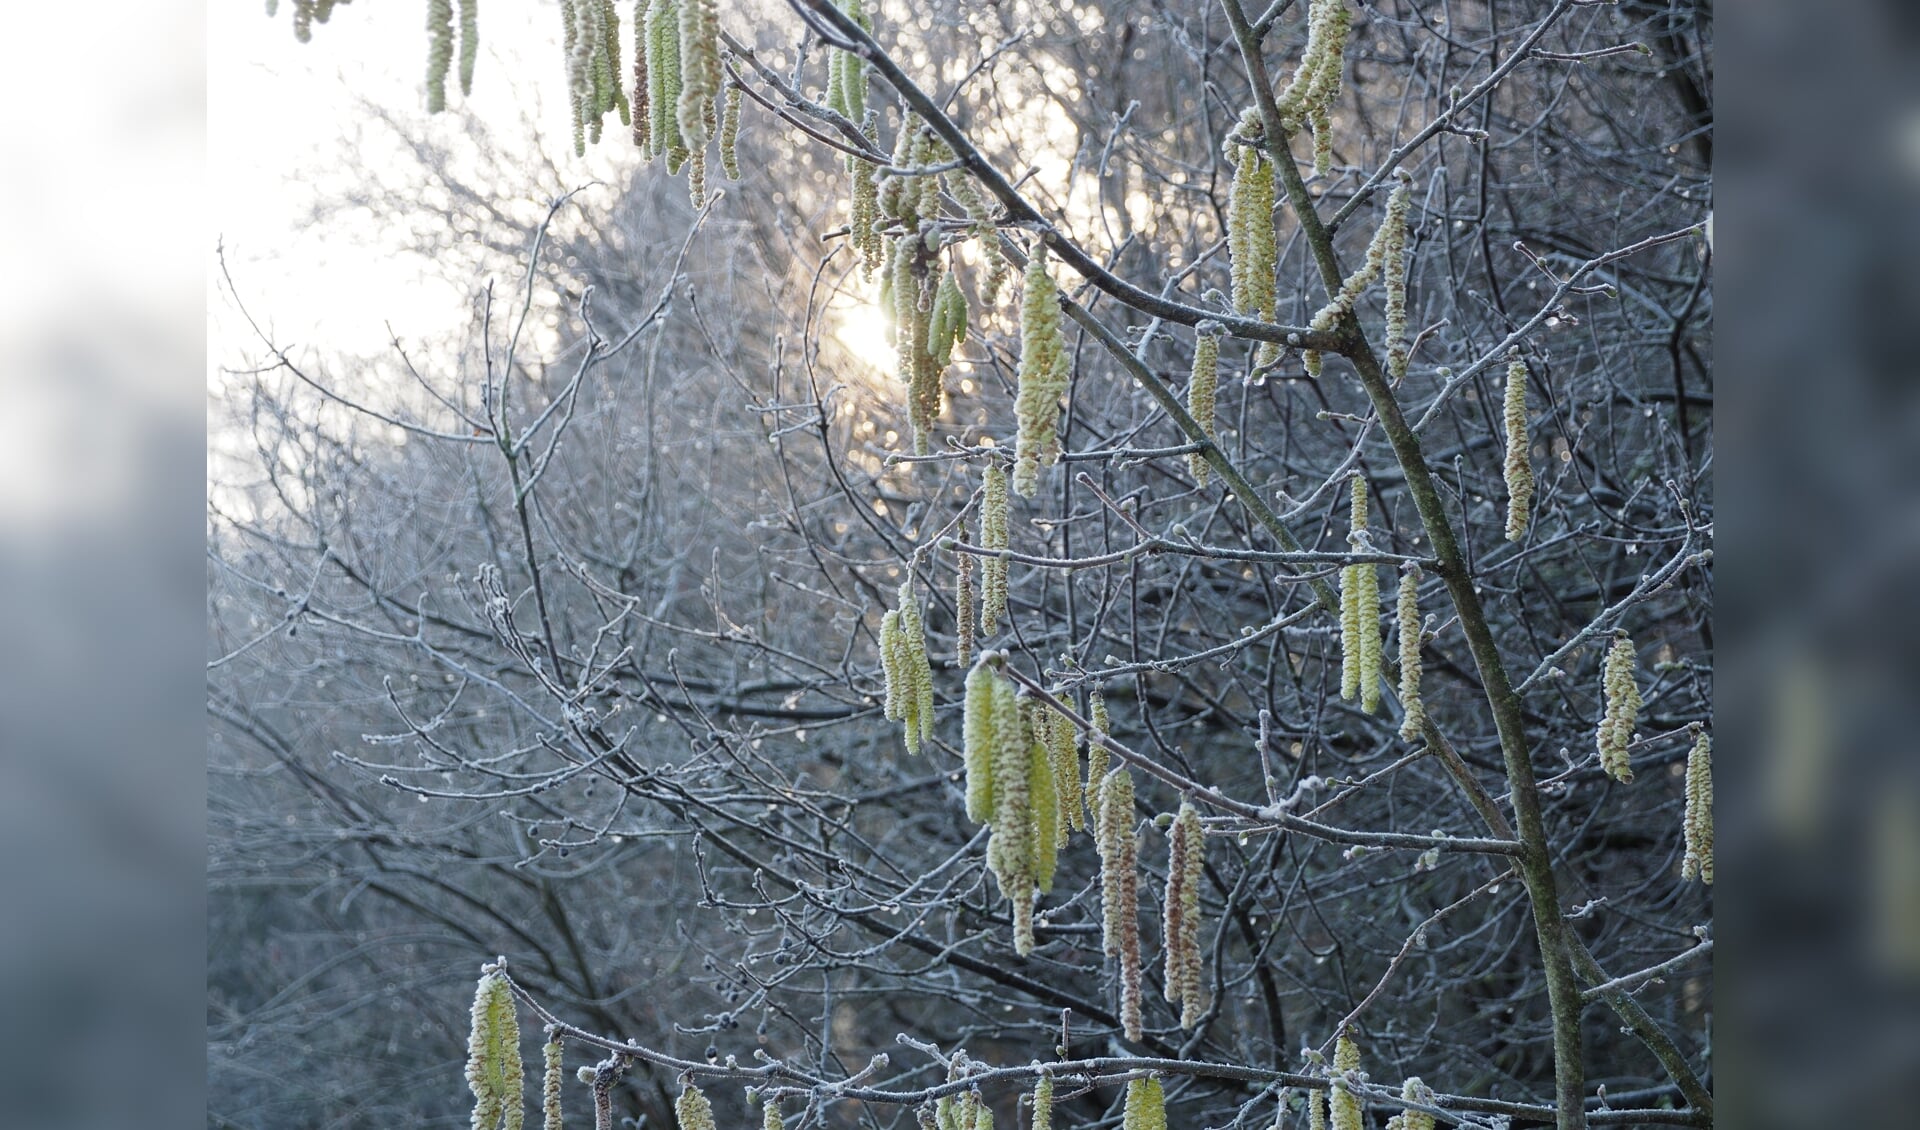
[0,2,1913,1129]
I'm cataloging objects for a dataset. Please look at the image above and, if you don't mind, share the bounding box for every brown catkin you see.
[979,464,1010,635]
[629,0,650,150]
[1597,632,1641,783]
[1188,330,1219,485]
[1503,350,1534,541]
[1396,566,1425,740]
[1162,802,1205,1028]
[954,541,976,668]
[1682,727,1713,883]
[542,1040,564,1130]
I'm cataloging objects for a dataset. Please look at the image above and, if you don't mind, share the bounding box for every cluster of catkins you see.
[879,580,936,754]
[1304,175,1411,377]
[1340,477,1384,713]
[270,0,350,45]
[1596,631,1641,782]
[1162,803,1207,1028]
[466,968,525,1130]
[961,663,1071,953]
[424,1,481,114]
[627,0,735,202]
[1382,1079,1437,1130]
[1274,0,1354,176]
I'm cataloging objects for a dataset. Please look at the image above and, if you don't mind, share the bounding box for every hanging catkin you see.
[542,1038,564,1130]
[645,0,685,167]
[1162,802,1206,1028]
[979,464,1010,635]
[946,169,1009,308]
[1340,477,1382,712]
[881,581,936,754]
[1227,110,1278,365]
[1085,689,1110,822]
[1329,1031,1363,1130]
[1047,704,1084,836]
[930,271,969,370]
[467,969,525,1130]
[1122,1077,1165,1130]
[427,0,454,113]
[1681,726,1713,883]
[763,1096,782,1130]
[457,0,479,95]
[988,679,1037,953]
[1031,1076,1054,1130]
[1097,768,1142,1040]
[630,0,650,150]
[1382,173,1412,378]
[1026,704,1061,896]
[677,0,720,203]
[953,540,976,669]
[1013,245,1070,497]
[1310,177,1410,342]
[1188,329,1220,486]
[1597,632,1641,783]
[1389,1078,1435,1130]
[718,82,742,180]
[675,1085,716,1130]
[1276,0,1353,143]
[1396,565,1424,740]
[1306,1090,1327,1130]
[962,661,1000,823]
[1502,350,1534,541]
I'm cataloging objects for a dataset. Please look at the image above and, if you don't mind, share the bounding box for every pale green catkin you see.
[1329,1032,1362,1130]
[1383,173,1412,378]
[883,581,935,754]
[467,970,525,1130]
[1597,632,1641,783]
[930,271,969,370]
[764,1096,783,1130]
[1502,350,1534,541]
[1084,690,1110,822]
[979,464,1010,635]
[1682,727,1713,883]
[1047,704,1083,836]
[989,681,1037,953]
[1340,477,1381,711]
[677,0,719,203]
[1188,330,1219,486]
[953,540,976,669]
[1391,1079,1435,1130]
[962,661,1000,823]
[1276,0,1353,160]
[1310,176,1410,341]
[946,169,1009,307]
[1227,110,1277,364]
[1396,565,1425,740]
[675,1085,716,1130]
[719,83,742,180]
[1162,802,1206,1028]
[1097,768,1142,1040]
[1031,1076,1054,1130]
[1013,245,1069,496]
[1123,1077,1165,1130]
[542,1039,564,1130]
[427,0,454,114]
[458,0,479,96]
[1307,1090,1327,1130]
[1027,703,1060,896]
[645,0,684,165]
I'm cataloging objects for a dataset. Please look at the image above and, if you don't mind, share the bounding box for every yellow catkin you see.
[1307,1090,1327,1130]
[1085,690,1110,822]
[1597,632,1640,783]
[880,609,905,722]
[764,1096,782,1130]
[1188,330,1219,485]
[1330,1032,1362,1130]
[931,272,969,370]
[979,464,1010,635]
[719,83,742,180]
[1047,705,1084,837]
[1277,0,1353,143]
[1123,1077,1165,1130]
[675,1085,716,1130]
[1163,802,1206,1028]
[677,0,719,201]
[1227,110,1277,364]
[467,970,525,1130]
[645,0,684,165]
[1310,177,1409,340]
[1098,768,1142,1040]
[1383,174,1412,378]
[946,170,1009,308]
[893,581,935,754]
[427,0,454,114]
[542,1039,564,1130]
[1396,566,1425,740]
[989,680,1036,952]
[1027,705,1060,897]
[1503,350,1534,541]
[1682,727,1713,883]
[1340,477,1381,710]
[1013,246,1070,497]
[962,661,1000,823]
[1395,1078,1435,1130]
[1032,1076,1054,1130]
